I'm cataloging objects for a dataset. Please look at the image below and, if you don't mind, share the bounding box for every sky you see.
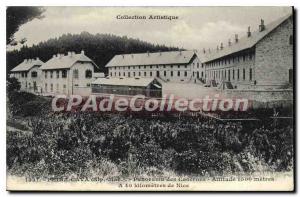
[10,6,292,51]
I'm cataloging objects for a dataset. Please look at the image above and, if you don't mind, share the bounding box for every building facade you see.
[106,51,204,84]
[10,58,44,93]
[38,50,99,96]
[202,14,293,90]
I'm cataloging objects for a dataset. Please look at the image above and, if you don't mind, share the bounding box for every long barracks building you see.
[106,50,205,84]
[201,13,293,90]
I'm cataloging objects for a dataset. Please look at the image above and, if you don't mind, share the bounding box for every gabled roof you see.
[105,51,196,67]
[92,77,159,87]
[11,58,44,72]
[201,13,293,63]
[40,51,98,70]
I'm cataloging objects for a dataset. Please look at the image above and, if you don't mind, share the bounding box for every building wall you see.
[108,54,202,83]
[204,49,255,89]
[11,65,42,93]
[254,16,293,89]
[42,62,95,96]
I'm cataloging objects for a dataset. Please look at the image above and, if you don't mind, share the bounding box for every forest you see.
[7,32,180,74]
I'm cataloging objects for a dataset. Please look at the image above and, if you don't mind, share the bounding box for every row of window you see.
[207,68,253,81]
[110,70,192,78]
[20,72,37,78]
[44,70,67,79]
[206,53,254,69]
[43,69,93,79]
[111,64,189,71]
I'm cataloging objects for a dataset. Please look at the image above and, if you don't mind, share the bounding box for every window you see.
[62,70,67,78]
[139,72,141,76]
[50,83,53,92]
[133,72,135,77]
[289,35,293,45]
[128,72,131,77]
[56,70,59,78]
[85,69,92,78]
[164,71,166,76]
[50,71,53,78]
[144,72,146,77]
[237,69,240,80]
[201,71,203,77]
[243,55,246,62]
[171,71,173,77]
[25,73,27,78]
[197,63,199,68]
[177,71,180,77]
[233,69,235,80]
[44,71,47,78]
[45,83,47,92]
[21,73,24,78]
[249,68,252,81]
[56,84,59,92]
[31,71,37,78]
[150,72,152,77]
[184,71,187,77]
[73,69,79,79]
[243,68,246,80]
[63,84,66,93]
[87,83,91,87]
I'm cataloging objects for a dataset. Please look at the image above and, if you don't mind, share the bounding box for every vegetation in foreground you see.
[6,89,293,179]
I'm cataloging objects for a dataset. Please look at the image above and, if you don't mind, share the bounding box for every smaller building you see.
[10,58,44,93]
[91,77,162,97]
[39,50,99,96]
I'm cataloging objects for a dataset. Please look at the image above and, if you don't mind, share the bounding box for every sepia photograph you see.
[5,6,295,191]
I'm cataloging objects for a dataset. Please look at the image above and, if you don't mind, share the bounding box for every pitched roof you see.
[105,51,196,67]
[200,13,293,63]
[40,51,98,70]
[11,58,44,72]
[92,77,159,87]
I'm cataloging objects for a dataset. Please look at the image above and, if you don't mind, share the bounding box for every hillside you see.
[6,32,180,74]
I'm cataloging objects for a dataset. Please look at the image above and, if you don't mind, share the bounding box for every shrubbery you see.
[7,111,294,178]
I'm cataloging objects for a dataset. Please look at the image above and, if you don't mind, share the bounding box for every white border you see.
[1,1,298,196]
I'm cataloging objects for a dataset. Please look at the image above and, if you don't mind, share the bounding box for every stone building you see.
[10,58,44,93]
[39,50,99,96]
[106,50,204,84]
[201,13,293,90]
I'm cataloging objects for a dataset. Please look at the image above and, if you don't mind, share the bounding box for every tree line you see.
[7,32,180,74]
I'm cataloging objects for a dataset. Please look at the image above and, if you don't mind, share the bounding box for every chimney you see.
[228,39,231,46]
[68,51,72,56]
[147,51,150,56]
[35,57,39,61]
[259,19,265,32]
[122,55,124,59]
[131,54,134,58]
[179,50,182,55]
[159,50,162,56]
[235,34,239,43]
[81,50,85,55]
[220,43,224,50]
[203,48,206,54]
[247,26,251,37]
